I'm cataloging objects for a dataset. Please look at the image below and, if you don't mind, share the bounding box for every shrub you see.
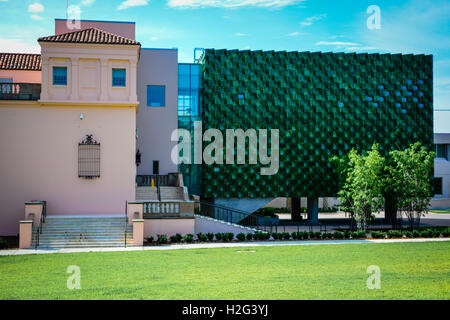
[246,233,253,241]
[333,231,344,239]
[343,230,351,239]
[370,231,385,239]
[215,233,223,241]
[183,234,194,243]
[313,232,322,239]
[387,230,402,238]
[236,233,246,241]
[196,233,208,242]
[156,234,168,244]
[271,232,281,240]
[412,230,421,238]
[291,232,299,240]
[404,231,413,238]
[351,231,366,239]
[170,233,183,243]
[145,236,154,244]
[225,232,234,241]
[281,232,291,240]
[431,230,441,238]
[206,232,215,241]
[308,231,315,239]
[420,229,432,238]
[442,228,450,237]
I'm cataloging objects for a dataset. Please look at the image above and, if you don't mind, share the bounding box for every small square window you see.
[53,67,67,85]
[112,68,126,87]
[433,177,443,195]
[147,85,165,107]
[436,144,447,159]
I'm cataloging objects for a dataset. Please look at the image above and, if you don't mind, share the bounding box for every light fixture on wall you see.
[80,113,84,120]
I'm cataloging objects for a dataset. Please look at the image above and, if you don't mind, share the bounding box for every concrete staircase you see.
[136,186,187,201]
[32,216,133,249]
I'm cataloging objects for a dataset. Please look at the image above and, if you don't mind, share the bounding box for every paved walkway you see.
[1,238,448,256]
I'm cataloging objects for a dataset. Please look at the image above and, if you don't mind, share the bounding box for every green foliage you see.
[206,233,215,241]
[170,233,183,243]
[370,231,386,239]
[387,230,403,238]
[351,231,366,239]
[386,142,435,230]
[333,231,344,239]
[215,233,223,241]
[246,233,253,240]
[271,232,281,240]
[196,233,208,242]
[145,236,154,244]
[156,234,168,245]
[236,233,246,241]
[183,234,194,243]
[0,237,6,249]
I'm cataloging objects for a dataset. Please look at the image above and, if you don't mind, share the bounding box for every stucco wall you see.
[144,218,194,238]
[136,49,178,175]
[0,102,136,235]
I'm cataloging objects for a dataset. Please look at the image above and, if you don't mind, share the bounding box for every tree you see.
[386,142,435,230]
[332,145,385,231]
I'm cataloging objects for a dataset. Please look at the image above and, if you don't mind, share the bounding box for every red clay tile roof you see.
[0,53,41,70]
[38,27,140,46]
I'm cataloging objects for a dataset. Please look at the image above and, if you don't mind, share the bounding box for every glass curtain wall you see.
[178,63,202,195]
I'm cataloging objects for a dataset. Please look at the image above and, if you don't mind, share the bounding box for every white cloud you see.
[167,0,303,9]
[30,14,44,21]
[28,3,44,13]
[118,0,149,10]
[234,32,247,37]
[300,14,326,26]
[345,46,376,51]
[287,31,300,36]
[150,36,158,41]
[0,38,40,53]
[315,41,359,46]
[81,0,95,5]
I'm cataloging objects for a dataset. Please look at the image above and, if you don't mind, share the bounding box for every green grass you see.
[1,242,449,300]
[430,209,450,214]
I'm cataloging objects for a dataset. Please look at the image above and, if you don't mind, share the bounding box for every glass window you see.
[0,78,12,83]
[436,144,447,159]
[147,85,165,107]
[53,67,67,85]
[112,68,126,87]
[433,177,443,195]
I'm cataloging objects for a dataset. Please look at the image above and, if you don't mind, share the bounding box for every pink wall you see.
[136,49,178,175]
[0,70,41,83]
[55,19,135,39]
[0,103,136,235]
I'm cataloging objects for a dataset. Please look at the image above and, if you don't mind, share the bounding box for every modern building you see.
[0,19,436,247]
[431,110,450,208]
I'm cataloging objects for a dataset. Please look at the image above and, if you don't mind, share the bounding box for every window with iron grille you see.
[78,134,100,178]
[112,68,126,87]
[53,67,67,85]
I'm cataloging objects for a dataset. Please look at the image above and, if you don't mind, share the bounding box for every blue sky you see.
[0,0,449,111]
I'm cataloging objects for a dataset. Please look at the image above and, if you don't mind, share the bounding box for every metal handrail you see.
[34,201,46,249]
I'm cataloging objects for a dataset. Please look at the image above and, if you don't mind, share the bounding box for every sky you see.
[0,0,449,115]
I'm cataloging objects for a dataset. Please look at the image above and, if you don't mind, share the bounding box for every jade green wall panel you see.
[200,49,433,198]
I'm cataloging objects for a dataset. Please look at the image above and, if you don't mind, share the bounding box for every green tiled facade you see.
[200,49,433,198]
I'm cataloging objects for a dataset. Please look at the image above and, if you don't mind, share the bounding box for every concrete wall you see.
[144,218,194,238]
[0,102,136,235]
[194,215,255,237]
[0,70,41,83]
[55,19,135,40]
[136,49,178,175]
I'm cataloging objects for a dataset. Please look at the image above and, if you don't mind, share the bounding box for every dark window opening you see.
[435,144,447,159]
[153,160,159,175]
[78,134,100,179]
[433,177,443,195]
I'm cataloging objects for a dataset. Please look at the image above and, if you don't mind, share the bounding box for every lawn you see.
[0,242,449,300]
[430,209,450,214]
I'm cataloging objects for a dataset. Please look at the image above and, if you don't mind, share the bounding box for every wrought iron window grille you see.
[78,134,100,179]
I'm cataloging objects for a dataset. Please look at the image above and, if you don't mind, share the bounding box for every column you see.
[70,57,79,100]
[307,197,319,224]
[291,197,302,221]
[133,219,144,246]
[129,59,137,102]
[100,58,108,101]
[19,221,33,249]
[40,57,49,100]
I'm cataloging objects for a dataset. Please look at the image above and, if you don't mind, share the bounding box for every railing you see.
[194,201,276,230]
[0,83,41,100]
[34,201,47,249]
[136,175,173,187]
[143,201,181,217]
